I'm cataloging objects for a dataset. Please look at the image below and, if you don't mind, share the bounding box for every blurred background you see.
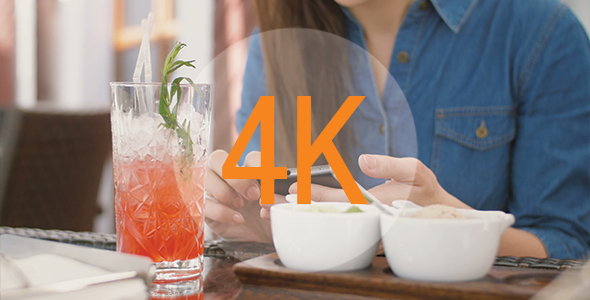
[0,0,588,234]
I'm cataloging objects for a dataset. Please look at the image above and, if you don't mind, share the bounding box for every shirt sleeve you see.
[236,30,266,166]
[511,5,590,259]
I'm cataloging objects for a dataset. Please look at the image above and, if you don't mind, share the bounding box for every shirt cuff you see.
[518,227,587,259]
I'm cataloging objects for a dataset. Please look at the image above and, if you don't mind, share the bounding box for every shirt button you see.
[397,51,410,63]
[379,124,385,135]
[419,1,429,11]
[476,121,489,139]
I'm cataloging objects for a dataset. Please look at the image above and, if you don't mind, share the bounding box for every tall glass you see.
[109,82,210,287]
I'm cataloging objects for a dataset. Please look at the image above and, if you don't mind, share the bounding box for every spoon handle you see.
[354,182,395,216]
[328,169,395,216]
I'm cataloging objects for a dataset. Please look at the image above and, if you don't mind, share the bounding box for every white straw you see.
[143,14,154,83]
[132,13,155,114]
[133,12,154,83]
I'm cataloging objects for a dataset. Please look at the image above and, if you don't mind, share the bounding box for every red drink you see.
[151,293,203,300]
[111,82,210,297]
[114,154,205,263]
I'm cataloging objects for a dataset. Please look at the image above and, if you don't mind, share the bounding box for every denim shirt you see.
[237,0,590,259]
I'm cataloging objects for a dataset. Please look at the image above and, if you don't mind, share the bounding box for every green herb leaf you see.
[344,206,363,213]
[159,41,199,180]
[168,60,196,75]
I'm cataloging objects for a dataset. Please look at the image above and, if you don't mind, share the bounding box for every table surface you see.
[0,227,584,300]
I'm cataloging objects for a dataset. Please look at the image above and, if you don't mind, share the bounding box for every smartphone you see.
[258,165,342,195]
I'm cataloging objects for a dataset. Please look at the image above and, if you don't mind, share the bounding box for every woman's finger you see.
[205,170,243,209]
[208,150,261,201]
[205,197,244,225]
[290,182,348,202]
[260,207,270,220]
[367,180,413,205]
[260,194,287,209]
[243,151,261,167]
[359,154,418,183]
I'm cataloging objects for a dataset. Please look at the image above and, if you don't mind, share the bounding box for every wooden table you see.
[231,254,564,300]
[0,227,584,300]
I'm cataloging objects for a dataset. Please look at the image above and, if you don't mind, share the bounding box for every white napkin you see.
[0,235,151,300]
[1,254,110,289]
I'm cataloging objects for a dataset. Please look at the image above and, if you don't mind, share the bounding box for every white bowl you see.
[381,208,514,282]
[271,202,381,272]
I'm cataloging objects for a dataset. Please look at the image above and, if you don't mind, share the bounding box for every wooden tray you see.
[233,253,560,300]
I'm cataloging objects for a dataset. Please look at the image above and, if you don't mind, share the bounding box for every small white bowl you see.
[381,208,514,282]
[271,202,381,272]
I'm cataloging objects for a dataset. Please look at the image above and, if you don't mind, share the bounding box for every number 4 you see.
[223,96,367,205]
[222,96,287,205]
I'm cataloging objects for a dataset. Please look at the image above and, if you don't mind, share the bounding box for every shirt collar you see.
[340,0,479,34]
[430,0,479,33]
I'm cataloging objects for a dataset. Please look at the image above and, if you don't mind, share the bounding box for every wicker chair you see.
[0,103,111,231]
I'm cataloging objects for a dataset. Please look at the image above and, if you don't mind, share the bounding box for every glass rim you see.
[109,82,211,88]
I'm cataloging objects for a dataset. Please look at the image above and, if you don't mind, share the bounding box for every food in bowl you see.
[412,204,465,219]
[381,208,514,282]
[271,202,380,272]
[298,204,364,213]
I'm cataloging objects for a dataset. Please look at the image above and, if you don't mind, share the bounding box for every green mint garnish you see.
[345,206,363,213]
[159,42,198,180]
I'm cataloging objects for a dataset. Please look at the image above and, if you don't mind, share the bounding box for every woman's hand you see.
[297,154,470,209]
[259,195,289,220]
[359,154,546,257]
[357,154,470,208]
[295,154,547,257]
[205,150,272,243]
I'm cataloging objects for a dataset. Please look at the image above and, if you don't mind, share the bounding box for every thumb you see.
[358,154,417,183]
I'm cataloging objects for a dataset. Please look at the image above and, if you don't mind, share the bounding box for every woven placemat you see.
[0,226,583,270]
[494,256,583,271]
[0,226,117,251]
[0,227,275,260]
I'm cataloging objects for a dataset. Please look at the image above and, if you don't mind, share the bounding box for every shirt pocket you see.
[435,106,516,151]
[432,106,516,209]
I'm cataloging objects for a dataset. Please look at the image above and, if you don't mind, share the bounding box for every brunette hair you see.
[254,0,354,167]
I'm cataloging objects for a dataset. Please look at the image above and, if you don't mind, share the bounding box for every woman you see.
[205,0,590,259]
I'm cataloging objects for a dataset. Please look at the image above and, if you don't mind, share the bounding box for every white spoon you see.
[328,169,420,215]
[285,175,422,214]
[354,182,396,216]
